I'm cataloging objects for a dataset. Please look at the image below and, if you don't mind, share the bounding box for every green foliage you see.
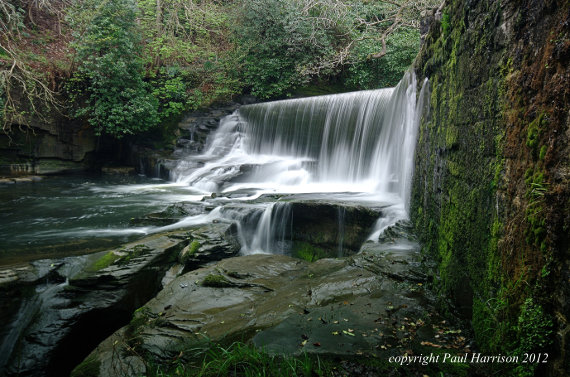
[6,0,433,133]
[149,342,330,377]
[516,298,553,353]
[137,0,242,115]
[345,27,421,89]
[150,68,188,121]
[68,0,159,138]
[511,298,553,377]
[234,0,346,99]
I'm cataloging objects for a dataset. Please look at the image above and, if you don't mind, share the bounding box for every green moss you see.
[188,240,201,255]
[70,354,101,377]
[447,160,461,176]
[441,12,451,36]
[539,145,547,160]
[445,125,459,149]
[291,241,330,262]
[201,274,233,288]
[526,112,548,153]
[92,251,119,271]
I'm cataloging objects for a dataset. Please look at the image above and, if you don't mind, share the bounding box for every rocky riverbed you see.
[70,222,473,377]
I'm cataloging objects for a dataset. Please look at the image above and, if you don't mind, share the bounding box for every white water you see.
[166,72,429,253]
[171,72,426,199]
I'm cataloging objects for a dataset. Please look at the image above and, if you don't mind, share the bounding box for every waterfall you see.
[169,71,429,252]
[247,202,292,254]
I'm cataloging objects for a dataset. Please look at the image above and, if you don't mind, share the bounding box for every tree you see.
[69,0,158,138]
[234,0,442,98]
[235,0,352,99]
[0,0,62,132]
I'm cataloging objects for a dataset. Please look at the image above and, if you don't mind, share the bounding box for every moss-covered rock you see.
[412,0,569,375]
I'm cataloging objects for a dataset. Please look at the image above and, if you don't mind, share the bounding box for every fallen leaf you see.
[313,342,321,347]
[420,341,442,348]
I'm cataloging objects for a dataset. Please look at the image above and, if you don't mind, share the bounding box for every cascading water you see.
[169,71,429,252]
[172,72,425,198]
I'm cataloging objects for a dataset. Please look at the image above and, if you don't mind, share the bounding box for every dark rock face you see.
[219,199,382,259]
[0,117,96,176]
[129,102,242,179]
[411,0,569,374]
[0,233,186,377]
[287,201,382,257]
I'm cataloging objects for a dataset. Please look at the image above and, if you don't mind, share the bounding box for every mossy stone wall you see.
[411,0,569,375]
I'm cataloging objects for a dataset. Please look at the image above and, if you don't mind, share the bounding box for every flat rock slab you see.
[80,242,470,376]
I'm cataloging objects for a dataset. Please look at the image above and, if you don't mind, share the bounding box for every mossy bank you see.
[411,1,569,376]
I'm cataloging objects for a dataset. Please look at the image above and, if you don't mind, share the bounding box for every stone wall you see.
[411,0,569,375]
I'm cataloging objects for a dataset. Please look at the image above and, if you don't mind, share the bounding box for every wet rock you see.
[2,232,189,377]
[377,220,417,243]
[178,222,241,271]
[101,166,136,175]
[129,202,206,226]
[76,241,469,377]
[288,201,381,255]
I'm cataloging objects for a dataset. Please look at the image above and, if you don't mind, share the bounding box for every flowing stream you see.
[0,72,429,265]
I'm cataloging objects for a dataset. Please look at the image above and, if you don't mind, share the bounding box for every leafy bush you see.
[69,0,159,138]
